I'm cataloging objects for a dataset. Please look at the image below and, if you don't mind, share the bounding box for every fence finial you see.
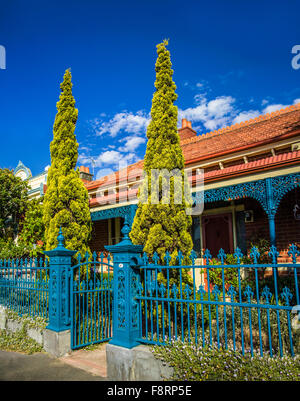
[121,215,131,240]
[57,226,65,248]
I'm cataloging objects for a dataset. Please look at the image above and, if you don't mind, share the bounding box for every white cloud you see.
[118,135,146,153]
[90,110,150,137]
[78,145,92,152]
[78,149,139,171]
[262,104,288,114]
[179,95,236,131]
[80,112,149,174]
[233,99,299,125]
[232,110,260,124]
[182,79,210,92]
[179,93,300,132]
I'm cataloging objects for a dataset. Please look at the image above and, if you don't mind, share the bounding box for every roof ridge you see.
[180,103,300,146]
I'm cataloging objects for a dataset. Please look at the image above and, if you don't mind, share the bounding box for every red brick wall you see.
[89,220,109,254]
[178,127,197,141]
[243,189,300,260]
[244,198,270,247]
[275,188,300,260]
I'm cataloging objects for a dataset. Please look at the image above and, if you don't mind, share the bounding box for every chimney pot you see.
[178,119,197,141]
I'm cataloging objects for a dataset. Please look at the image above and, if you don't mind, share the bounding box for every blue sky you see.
[1,0,300,179]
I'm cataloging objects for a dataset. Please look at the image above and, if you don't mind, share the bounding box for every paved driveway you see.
[0,350,107,381]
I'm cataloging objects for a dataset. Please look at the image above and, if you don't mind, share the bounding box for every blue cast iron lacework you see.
[91,204,137,225]
[136,244,300,357]
[131,270,140,330]
[117,269,125,329]
[0,257,49,320]
[192,172,300,216]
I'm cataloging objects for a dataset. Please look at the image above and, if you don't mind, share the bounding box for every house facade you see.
[16,103,300,261]
[86,104,300,262]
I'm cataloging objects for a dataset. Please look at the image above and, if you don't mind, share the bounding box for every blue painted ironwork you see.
[70,250,114,349]
[91,204,137,226]
[191,172,300,247]
[192,173,300,216]
[136,243,300,357]
[0,256,49,319]
[44,228,76,331]
[91,172,300,249]
[105,216,143,348]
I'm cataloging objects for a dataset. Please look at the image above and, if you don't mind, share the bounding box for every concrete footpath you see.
[0,347,108,381]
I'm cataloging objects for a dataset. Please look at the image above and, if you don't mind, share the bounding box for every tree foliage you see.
[0,168,29,240]
[0,238,29,260]
[43,69,92,255]
[18,198,45,257]
[130,40,193,274]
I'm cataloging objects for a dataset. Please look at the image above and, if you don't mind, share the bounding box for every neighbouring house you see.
[15,103,300,262]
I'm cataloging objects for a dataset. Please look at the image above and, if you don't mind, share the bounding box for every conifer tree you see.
[130,40,193,275]
[43,69,92,256]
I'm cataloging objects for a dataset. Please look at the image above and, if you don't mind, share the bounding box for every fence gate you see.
[70,252,113,349]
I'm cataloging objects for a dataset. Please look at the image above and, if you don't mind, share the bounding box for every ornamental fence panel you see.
[0,258,49,320]
[136,245,300,358]
[70,252,114,349]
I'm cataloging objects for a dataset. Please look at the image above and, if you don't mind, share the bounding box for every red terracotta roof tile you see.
[181,104,300,164]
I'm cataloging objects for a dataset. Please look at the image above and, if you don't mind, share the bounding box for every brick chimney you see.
[79,166,93,183]
[178,119,197,141]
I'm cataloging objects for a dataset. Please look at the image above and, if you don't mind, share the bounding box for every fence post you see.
[105,218,143,348]
[43,228,76,356]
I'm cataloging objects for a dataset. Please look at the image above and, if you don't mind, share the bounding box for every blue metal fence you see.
[1,225,299,359]
[70,252,113,349]
[136,245,300,357]
[0,258,49,320]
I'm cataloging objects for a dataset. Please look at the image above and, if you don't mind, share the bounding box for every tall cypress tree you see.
[43,69,92,255]
[130,40,193,272]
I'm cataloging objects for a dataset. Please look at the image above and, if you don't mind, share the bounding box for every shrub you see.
[208,254,239,289]
[0,238,30,260]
